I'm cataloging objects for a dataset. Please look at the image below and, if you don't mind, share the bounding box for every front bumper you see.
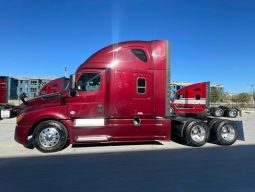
[15,124,32,145]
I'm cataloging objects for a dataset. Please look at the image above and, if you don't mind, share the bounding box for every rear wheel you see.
[207,118,221,142]
[184,120,209,147]
[212,120,238,145]
[226,108,238,118]
[33,120,69,153]
[212,108,224,117]
[208,118,220,129]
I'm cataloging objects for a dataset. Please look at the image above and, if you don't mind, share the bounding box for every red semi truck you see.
[0,76,18,119]
[170,82,240,118]
[15,40,242,153]
[39,77,69,95]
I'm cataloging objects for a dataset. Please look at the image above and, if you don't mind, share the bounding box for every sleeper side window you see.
[137,78,146,94]
[77,73,101,91]
[132,49,147,62]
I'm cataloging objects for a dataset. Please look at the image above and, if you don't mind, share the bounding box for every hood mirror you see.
[20,92,28,105]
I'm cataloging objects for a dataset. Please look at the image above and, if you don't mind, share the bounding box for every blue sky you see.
[0,0,254,93]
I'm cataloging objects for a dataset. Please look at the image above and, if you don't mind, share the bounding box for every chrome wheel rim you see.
[229,110,237,117]
[191,125,206,143]
[39,128,60,147]
[221,125,235,141]
[215,109,223,116]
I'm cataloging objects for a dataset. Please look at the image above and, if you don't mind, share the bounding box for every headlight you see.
[16,113,25,123]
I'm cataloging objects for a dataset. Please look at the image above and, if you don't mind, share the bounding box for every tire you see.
[207,118,223,142]
[33,120,69,153]
[211,120,238,146]
[207,118,220,129]
[226,108,238,118]
[212,108,224,117]
[184,120,209,147]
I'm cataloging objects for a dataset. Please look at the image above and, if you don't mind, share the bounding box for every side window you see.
[137,78,146,94]
[131,49,147,62]
[77,73,101,91]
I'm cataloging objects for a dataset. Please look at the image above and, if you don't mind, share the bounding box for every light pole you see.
[64,66,67,77]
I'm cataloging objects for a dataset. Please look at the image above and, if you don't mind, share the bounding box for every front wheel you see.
[184,120,209,147]
[33,120,69,153]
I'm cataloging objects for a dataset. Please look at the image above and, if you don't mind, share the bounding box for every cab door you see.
[68,69,106,119]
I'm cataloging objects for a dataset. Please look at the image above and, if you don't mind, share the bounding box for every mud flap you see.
[235,120,245,141]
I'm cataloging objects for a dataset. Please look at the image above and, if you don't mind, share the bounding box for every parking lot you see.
[0,111,254,192]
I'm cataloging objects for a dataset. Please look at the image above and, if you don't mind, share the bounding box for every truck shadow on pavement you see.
[0,144,255,192]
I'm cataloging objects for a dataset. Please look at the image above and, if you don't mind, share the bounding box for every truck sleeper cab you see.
[15,40,172,152]
[170,82,209,116]
[170,82,240,118]
[39,77,69,95]
[15,40,241,153]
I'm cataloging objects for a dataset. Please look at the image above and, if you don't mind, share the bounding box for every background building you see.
[169,82,193,98]
[6,77,54,100]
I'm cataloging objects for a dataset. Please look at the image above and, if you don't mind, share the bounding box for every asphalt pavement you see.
[0,112,254,192]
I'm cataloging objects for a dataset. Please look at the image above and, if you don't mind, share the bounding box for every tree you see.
[232,92,252,108]
[231,95,239,103]
[222,92,232,103]
[237,93,251,103]
[210,87,222,103]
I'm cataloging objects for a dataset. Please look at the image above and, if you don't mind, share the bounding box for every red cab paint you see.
[0,76,8,104]
[0,76,18,119]
[170,82,240,118]
[15,40,171,149]
[170,82,210,115]
[14,40,241,152]
[39,77,69,95]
